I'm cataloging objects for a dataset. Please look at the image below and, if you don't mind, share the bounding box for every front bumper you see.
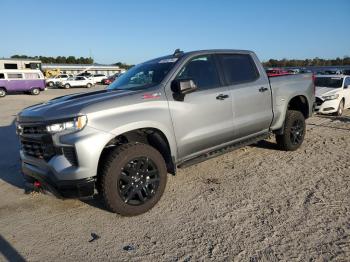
[18,122,114,198]
[22,162,95,198]
[314,97,340,114]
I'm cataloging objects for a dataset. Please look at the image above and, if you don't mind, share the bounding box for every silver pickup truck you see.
[17,49,314,216]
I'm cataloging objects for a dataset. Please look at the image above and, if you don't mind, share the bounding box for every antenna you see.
[173,49,184,57]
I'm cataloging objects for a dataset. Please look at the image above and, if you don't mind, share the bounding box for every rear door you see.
[344,77,350,108]
[166,54,234,160]
[217,53,273,138]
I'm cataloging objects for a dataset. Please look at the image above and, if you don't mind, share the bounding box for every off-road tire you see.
[100,142,167,216]
[0,88,6,98]
[31,88,40,95]
[335,100,344,116]
[276,110,305,151]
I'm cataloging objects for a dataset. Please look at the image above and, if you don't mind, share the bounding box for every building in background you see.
[0,58,125,77]
[0,58,41,70]
[41,64,124,77]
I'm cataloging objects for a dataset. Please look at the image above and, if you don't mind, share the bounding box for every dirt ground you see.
[0,87,349,261]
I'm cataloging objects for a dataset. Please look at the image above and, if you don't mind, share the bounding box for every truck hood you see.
[315,86,341,98]
[18,89,137,122]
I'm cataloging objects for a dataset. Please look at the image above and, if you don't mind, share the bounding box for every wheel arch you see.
[287,95,310,119]
[97,126,177,180]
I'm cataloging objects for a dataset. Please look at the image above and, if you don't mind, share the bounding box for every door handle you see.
[216,94,229,100]
[259,87,269,92]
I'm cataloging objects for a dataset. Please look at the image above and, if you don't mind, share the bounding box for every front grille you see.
[23,125,47,135]
[315,97,324,106]
[19,123,56,161]
[21,140,55,160]
[62,147,78,166]
[18,122,78,166]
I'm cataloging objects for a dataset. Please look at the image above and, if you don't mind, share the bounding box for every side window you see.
[218,54,259,85]
[175,55,220,90]
[345,77,350,87]
[24,73,40,79]
[0,73,4,79]
[7,73,23,79]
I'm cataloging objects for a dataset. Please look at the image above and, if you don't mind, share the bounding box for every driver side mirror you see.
[171,79,197,95]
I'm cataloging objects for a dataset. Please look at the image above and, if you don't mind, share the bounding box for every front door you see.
[165,54,234,160]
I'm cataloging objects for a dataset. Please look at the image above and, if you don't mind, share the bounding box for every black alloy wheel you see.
[290,119,304,145]
[118,157,160,205]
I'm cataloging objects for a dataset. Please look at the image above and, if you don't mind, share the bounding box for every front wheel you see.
[64,84,70,89]
[0,88,6,98]
[335,100,344,116]
[31,88,40,95]
[276,110,305,151]
[47,82,54,87]
[100,143,167,216]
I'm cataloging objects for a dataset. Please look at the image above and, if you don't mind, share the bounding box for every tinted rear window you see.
[0,73,4,79]
[315,77,343,88]
[219,54,259,85]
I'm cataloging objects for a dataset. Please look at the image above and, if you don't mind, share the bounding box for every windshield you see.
[108,57,178,91]
[315,77,343,88]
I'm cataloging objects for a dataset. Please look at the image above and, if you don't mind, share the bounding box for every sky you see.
[1,0,350,64]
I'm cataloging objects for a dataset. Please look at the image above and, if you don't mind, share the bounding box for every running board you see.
[178,133,270,168]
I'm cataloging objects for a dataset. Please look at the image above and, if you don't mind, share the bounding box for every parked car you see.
[101,74,118,85]
[77,72,93,78]
[314,75,350,116]
[342,69,350,75]
[17,49,314,216]
[93,74,107,83]
[266,68,290,77]
[0,69,45,97]
[46,74,73,87]
[58,76,95,89]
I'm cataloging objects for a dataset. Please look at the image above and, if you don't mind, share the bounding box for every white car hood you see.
[315,86,341,98]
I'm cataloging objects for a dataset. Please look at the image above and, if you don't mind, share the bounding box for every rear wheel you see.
[86,83,92,88]
[31,88,40,95]
[0,88,6,98]
[47,82,54,87]
[335,100,344,116]
[64,84,70,89]
[100,143,167,216]
[276,110,305,151]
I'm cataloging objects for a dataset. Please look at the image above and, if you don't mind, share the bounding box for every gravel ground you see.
[0,87,349,261]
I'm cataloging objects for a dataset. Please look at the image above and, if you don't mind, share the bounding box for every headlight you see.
[322,94,339,101]
[46,115,87,134]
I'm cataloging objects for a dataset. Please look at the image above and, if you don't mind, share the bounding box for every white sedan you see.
[93,74,107,83]
[315,75,350,116]
[59,76,95,89]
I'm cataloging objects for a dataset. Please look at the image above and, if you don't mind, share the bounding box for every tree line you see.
[11,55,94,64]
[263,56,350,67]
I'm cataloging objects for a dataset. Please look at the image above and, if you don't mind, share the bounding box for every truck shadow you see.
[0,234,25,262]
[81,195,110,212]
[250,140,280,151]
[318,114,350,123]
[0,119,25,189]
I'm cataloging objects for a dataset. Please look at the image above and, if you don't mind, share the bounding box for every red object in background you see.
[266,68,291,77]
[34,181,41,188]
[102,75,117,85]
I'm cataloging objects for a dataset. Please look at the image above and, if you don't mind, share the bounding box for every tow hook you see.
[33,181,42,189]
